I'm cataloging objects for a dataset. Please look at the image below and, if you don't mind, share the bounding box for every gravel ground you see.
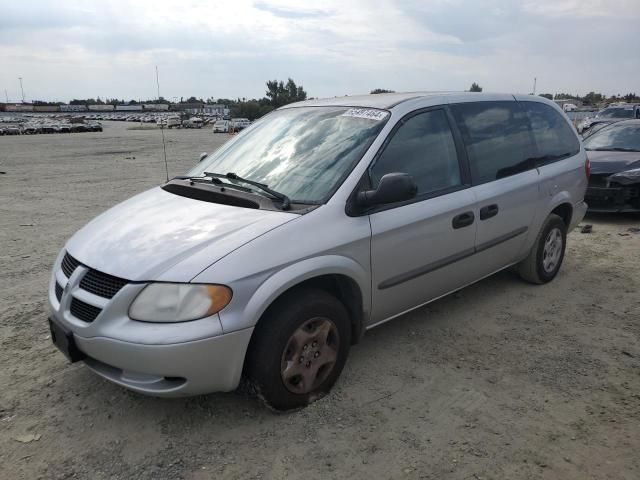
[1,121,639,480]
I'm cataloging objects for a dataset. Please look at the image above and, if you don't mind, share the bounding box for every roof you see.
[283,92,457,110]
[281,91,556,110]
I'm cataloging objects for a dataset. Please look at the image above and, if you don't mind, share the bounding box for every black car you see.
[584,120,640,212]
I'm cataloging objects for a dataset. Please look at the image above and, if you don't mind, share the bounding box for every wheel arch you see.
[242,256,370,349]
[550,202,573,227]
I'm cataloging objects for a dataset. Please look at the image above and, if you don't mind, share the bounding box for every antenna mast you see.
[156,66,170,182]
[18,77,25,103]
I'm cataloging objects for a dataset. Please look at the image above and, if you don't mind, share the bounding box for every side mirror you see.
[199,152,208,162]
[357,172,417,207]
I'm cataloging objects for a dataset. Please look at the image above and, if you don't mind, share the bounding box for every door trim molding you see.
[476,226,528,253]
[377,226,528,290]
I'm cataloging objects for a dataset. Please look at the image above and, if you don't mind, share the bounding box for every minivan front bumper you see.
[75,328,253,396]
[48,250,254,397]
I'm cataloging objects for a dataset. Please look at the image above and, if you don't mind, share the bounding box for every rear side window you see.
[522,101,580,164]
[370,109,461,196]
[450,101,535,184]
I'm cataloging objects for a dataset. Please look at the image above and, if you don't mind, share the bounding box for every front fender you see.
[217,255,370,334]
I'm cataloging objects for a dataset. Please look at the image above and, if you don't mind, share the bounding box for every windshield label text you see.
[341,108,388,121]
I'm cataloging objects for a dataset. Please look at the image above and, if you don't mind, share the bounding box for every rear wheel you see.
[245,288,351,411]
[518,214,567,284]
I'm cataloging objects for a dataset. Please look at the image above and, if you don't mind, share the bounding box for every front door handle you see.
[479,204,499,220]
[452,211,475,229]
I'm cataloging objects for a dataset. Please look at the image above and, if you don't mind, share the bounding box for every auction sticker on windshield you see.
[341,108,389,121]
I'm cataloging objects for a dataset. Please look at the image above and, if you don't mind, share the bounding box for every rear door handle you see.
[452,211,475,229]
[479,204,499,220]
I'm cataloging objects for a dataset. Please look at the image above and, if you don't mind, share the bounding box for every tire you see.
[517,213,567,284]
[245,288,351,411]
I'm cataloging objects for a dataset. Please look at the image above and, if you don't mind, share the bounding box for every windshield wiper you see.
[608,147,639,152]
[205,172,291,210]
[587,147,640,152]
[170,175,254,193]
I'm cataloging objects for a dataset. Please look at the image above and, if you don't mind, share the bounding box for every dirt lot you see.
[1,121,639,480]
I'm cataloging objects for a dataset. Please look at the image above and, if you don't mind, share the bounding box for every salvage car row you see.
[577,103,640,136]
[0,122,102,135]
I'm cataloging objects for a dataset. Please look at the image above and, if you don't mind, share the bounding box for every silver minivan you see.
[48,92,588,410]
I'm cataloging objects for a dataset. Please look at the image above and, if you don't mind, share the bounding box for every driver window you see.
[369,109,462,196]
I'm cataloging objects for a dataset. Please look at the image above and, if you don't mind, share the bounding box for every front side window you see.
[451,101,535,184]
[369,109,461,196]
[523,101,580,164]
[189,106,389,203]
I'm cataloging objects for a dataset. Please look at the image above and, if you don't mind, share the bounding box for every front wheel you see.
[245,288,351,411]
[517,213,567,284]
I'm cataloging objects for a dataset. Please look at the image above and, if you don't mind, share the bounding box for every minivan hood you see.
[66,187,296,282]
[588,150,640,175]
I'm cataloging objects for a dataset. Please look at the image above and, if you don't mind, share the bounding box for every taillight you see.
[585,156,591,179]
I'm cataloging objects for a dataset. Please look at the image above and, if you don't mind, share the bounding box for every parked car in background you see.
[212,119,230,133]
[166,116,182,129]
[584,119,640,212]
[48,93,587,410]
[578,104,640,135]
[183,117,204,129]
[563,103,578,112]
[231,118,251,131]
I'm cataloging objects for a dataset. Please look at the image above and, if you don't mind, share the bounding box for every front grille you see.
[70,298,102,323]
[80,269,128,299]
[588,175,609,188]
[55,283,63,302]
[61,252,80,278]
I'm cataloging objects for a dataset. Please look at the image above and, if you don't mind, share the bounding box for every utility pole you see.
[532,77,537,96]
[18,77,25,103]
[4,89,8,103]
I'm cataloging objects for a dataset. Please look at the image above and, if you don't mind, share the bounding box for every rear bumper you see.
[75,327,254,397]
[569,200,588,231]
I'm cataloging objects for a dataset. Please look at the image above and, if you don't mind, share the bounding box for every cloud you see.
[0,0,638,102]
[253,2,332,19]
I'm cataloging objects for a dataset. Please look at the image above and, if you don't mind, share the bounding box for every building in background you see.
[60,104,87,112]
[143,104,169,111]
[88,104,115,111]
[4,103,34,112]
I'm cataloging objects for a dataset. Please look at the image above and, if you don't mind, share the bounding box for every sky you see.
[1,0,639,103]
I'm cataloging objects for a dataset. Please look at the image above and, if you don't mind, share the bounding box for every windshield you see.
[597,107,635,119]
[584,122,640,151]
[189,106,389,203]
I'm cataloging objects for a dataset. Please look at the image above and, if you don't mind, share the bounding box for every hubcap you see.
[280,317,340,394]
[542,227,563,273]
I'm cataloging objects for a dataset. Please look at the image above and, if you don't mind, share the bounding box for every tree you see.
[469,82,483,92]
[582,91,603,105]
[539,93,553,100]
[370,88,395,94]
[266,78,307,108]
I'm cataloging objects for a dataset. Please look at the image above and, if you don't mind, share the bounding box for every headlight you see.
[129,283,232,322]
[609,167,640,184]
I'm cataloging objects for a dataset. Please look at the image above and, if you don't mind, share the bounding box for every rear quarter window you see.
[450,101,536,184]
[522,101,580,164]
